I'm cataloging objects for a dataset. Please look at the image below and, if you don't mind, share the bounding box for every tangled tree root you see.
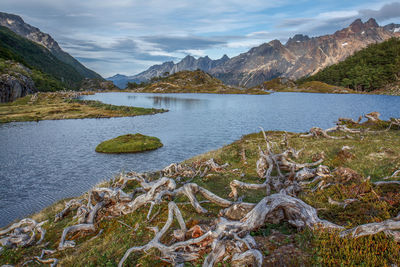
[301,112,399,139]
[340,213,400,241]
[119,193,342,267]
[230,128,324,200]
[0,218,47,249]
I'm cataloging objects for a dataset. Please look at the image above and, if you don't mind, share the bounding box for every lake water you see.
[1,92,400,227]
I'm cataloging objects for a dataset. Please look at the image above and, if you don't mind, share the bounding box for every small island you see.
[95,133,163,153]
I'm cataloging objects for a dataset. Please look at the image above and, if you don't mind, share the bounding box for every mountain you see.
[0,12,102,80]
[384,23,400,33]
[0,25,84,89]
[107,54,230,88]
[117,18,400,88]
[209,18,400,87]
[298,37,400,92]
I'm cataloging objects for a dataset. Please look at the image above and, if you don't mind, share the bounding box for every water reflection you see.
[117,93,209,110]
[146,96,205,110]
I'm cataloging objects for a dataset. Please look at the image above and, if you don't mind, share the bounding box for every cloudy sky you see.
[2,0,400,77]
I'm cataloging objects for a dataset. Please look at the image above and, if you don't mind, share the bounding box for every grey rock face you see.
[383,23,400,33]
[0,72,36,102]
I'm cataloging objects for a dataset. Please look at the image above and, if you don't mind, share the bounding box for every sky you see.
[2,0,400,77]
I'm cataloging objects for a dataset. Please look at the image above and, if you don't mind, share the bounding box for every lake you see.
[1,92,400,227]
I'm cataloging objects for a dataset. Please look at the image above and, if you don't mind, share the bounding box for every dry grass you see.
[0,92,166,123]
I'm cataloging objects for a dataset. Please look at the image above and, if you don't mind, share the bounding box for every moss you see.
[95,134,163,154]
[313,231,400,266]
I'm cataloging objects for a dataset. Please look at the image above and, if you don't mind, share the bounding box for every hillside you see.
[0,26,84,89]
[299,38,400,92]
[127,70,267,94]
[0,12,102,79]
[258,78,356,94]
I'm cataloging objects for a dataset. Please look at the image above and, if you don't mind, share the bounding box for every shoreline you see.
[1,113,400,266]
[0,91,167,124]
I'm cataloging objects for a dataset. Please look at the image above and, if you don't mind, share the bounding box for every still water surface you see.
[1,92,400,227]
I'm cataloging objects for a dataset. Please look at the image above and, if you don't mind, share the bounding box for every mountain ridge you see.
[109,18,400,88]
[0,12,102,80]
[107,54,230,88]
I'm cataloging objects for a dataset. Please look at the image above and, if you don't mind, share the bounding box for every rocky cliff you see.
[0,61,36,102]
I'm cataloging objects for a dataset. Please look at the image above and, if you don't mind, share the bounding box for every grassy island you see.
[95,134,163,153]
[0,92,167,123]
[1,113,400,266]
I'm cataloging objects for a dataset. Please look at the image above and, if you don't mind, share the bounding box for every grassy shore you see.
[1,115,400,266]
[0,92,167,123]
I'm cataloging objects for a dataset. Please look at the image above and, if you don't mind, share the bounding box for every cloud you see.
[276,18,315,28]
[142,36,226,52]
[359,2,400,21]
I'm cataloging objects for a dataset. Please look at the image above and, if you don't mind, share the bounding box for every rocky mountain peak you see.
[349,18,364,32]
[349,18,379,33]
[0,12,24,25]
[221,54,229,61]
[182,55,195,61]
[0,12,60,53]
[269,39,283,47]
[365,18,379,28]
[286,34,310,45]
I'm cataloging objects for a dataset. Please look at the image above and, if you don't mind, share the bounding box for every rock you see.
[0,72,36,102]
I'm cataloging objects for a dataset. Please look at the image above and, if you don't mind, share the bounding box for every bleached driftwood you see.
[119,193,342,266]
[0,218,47,248]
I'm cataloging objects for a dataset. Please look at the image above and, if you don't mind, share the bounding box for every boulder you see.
[0,72,36,102]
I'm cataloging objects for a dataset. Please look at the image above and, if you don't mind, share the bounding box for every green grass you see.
[95,134,163,153]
